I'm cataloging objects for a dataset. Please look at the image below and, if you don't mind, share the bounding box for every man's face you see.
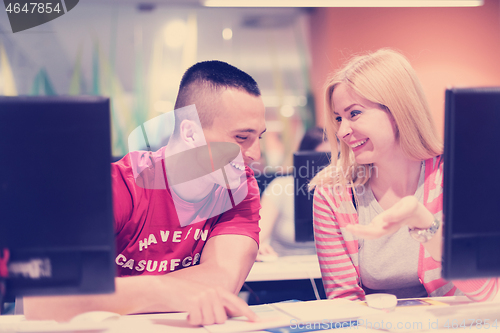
[202,88,266,189]
[203,88,266,166]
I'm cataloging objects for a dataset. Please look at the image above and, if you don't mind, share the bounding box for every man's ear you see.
[179,119,203,146]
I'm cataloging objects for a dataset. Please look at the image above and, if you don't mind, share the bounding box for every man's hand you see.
[345,196,434,239]
[153,234,259,326]
[136,273,258,326]
[180,284,258,326]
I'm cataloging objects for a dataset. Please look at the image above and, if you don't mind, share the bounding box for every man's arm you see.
[167,234,258,294]
[23,234,258,325]
[154,234,259,324]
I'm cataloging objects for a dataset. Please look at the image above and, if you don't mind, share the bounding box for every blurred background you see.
[1,0,499,188]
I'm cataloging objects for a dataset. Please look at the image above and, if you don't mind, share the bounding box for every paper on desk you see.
[273,299,382,322]
[204,304,295,333]
[204,299,382,333]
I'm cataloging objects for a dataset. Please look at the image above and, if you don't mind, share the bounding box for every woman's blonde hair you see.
[310,48,442,191]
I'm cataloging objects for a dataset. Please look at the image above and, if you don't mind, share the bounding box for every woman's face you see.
[332,83,399,165]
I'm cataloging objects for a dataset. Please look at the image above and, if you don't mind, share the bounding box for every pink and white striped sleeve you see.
[452,278,499,302]
[313,187,364,301]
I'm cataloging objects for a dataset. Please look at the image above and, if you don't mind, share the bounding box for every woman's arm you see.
[313,187,364,300]
[345,196,499,301]
[345,196,442,260]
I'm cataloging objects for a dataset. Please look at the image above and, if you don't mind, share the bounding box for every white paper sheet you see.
[204,299,382,333]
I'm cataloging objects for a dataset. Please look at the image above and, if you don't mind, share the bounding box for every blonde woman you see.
[311,49,498,301]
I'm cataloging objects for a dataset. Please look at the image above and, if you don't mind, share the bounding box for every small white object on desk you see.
[70,311,121,324]
[365,293,397,312]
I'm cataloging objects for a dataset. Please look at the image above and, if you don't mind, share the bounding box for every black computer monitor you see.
[294,151,331,242]
[0,96,115,308]
[442,87,500,279]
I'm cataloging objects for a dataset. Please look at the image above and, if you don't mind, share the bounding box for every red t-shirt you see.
[111,148,260,277]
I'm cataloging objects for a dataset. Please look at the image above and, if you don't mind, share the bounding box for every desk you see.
[244,255,324,304]
[2,296,500,333]
[246,255,321,282]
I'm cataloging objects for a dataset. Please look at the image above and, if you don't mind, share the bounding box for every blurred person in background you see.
[257,127,330,261]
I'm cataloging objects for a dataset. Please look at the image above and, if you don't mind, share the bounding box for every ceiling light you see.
[280,105,295,118]
[204,0,482,7]
[163,19,187,49]
[222,28,233,40]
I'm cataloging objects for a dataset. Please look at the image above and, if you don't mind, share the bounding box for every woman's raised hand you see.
[345,196,434,239]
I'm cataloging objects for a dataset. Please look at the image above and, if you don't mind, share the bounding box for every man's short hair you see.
[172,61,261,137]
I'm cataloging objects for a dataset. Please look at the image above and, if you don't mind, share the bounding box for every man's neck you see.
[163,139,214,203]
[169,177,215,203]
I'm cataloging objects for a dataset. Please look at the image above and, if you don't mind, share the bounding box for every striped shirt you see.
[313,156,498,301]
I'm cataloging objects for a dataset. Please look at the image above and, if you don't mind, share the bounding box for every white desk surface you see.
[3,296,500,333]
[246,254,322,282]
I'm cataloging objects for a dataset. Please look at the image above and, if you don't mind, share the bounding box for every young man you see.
[24,61,267,326]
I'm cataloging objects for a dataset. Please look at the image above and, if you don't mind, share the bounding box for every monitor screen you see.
[0,96,115,303]
[442,87,500,279]
[294,151,331,242]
